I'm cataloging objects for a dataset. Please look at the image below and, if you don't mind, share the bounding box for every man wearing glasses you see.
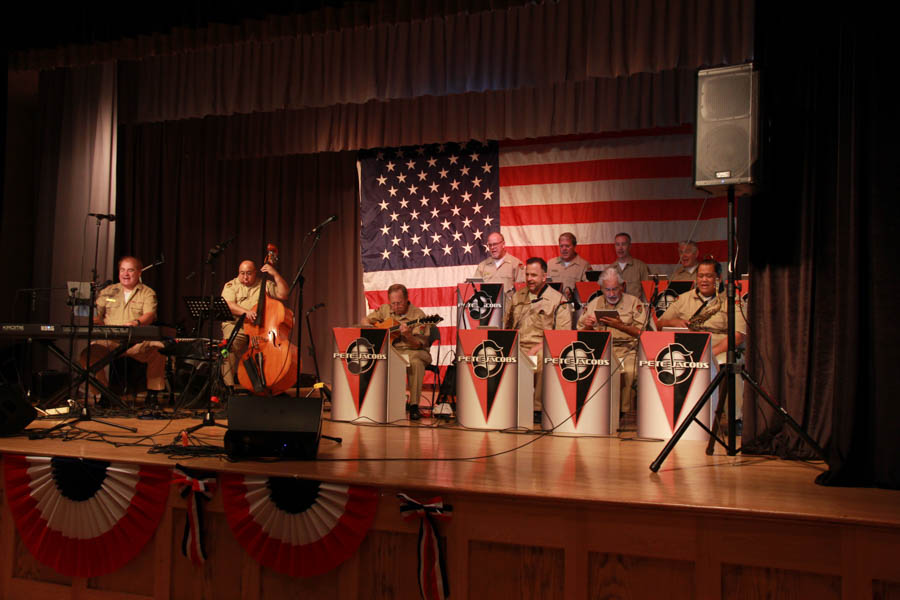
[474,231,524,315]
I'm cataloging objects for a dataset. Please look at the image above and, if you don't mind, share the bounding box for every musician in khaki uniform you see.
[658,259,747,420]
[657,259,746,360]
[362,284,432,420]
[474,232,524,313]
[505,257,572,422]
[548,232,593,301]
[577,268,646,415]
[221,260,289,387]
[670,240,700,283]
[607,232,651,301]
[80,256,166,402]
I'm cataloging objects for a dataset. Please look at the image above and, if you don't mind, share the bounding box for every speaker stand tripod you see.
[650,185,826,471]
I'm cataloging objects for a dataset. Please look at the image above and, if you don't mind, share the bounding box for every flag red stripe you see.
[500,156,693,187]
[505,240,729,265]
[501,196,726,226]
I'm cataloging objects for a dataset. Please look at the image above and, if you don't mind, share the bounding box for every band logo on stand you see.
[456,330,518,421]
[335,338,386,375]
[543,331,611,430]
[332,328,389,414]
[457,283,504,329]
[638,333,711,432]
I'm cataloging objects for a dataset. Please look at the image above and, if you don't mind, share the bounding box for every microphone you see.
[206,236,235,263]
[309,214,338,234]
[88,213,116,221]
[95,280,114,291]
[306,302,326,315]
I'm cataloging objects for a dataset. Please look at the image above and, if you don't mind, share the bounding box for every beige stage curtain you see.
[119,0,751,124]
[31,64,118,326]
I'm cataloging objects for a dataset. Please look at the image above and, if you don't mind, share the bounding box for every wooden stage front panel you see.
[1,416,899,599]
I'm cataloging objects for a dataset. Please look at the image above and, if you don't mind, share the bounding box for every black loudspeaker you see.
[0,384,37,435]
[224,395,324,460]
[694,62,759,193]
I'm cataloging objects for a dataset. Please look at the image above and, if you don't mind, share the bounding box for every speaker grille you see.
[700,73,752,121]
[694,63,759,191]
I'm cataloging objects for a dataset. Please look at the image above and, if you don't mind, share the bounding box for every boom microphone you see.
[309,214,338,234]
[88,213,116,221]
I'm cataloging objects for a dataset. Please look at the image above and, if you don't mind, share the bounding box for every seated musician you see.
[361,284,432,421]
[221,260,289,389]
[577,268,645,423]
[670,240,700,283]
[657,258,747,420]
[657,259,746,360]
[504,257,572,424]
[547,232,593,303]
[473,232,524,316]
[80,256,166,405]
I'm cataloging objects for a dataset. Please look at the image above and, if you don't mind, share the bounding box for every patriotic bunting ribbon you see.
[398,493,454,600]
[2,453,170,577]
[172,465,217,566]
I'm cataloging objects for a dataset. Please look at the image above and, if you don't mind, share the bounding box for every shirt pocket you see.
[129,301,144,318]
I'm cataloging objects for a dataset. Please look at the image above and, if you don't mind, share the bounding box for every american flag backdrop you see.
[358,126,727,376]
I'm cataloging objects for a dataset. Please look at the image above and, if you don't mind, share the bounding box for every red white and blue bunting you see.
[2,454,170,577]
[398,493,453,600]
[172,465,217,566]
[220,474,378,577]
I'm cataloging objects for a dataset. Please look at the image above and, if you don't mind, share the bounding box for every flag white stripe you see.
[499,178,708,206]
[363,264,483,292]
[500,136,694,166]
[503,219,728,247]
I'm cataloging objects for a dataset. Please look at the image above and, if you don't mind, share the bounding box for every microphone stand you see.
[305,305,330,403]
[32,216,137,438]
[289,225,331,399]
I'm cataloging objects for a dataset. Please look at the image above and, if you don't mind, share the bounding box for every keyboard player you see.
[79,256,166,405]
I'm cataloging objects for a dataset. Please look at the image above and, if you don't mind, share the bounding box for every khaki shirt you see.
[577,292,645,351]
[547,255,593,297]
[221,277,278,311]
[95,283,158,326]
[366,303,431,352]
[659,290,747,351]
[221,277,277,337]
[504,284,571,352]
[474,253,524,294]
[608,257,652,301]
[670,265,698,283]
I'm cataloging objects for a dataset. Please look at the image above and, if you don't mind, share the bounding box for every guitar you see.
[372,315,443,341]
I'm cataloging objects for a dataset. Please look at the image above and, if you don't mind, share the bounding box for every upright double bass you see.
[237,244,298,395]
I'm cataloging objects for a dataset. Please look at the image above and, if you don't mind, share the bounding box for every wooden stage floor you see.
[1,408,899,599]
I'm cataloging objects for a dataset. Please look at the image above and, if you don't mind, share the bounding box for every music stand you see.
[179,296,235,433]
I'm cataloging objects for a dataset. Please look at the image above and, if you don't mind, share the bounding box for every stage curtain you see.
[116,121,364,386]
[29,64,119,326]
[122,68,694,158]
[741,11,898,488]
[16,1,754,122]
